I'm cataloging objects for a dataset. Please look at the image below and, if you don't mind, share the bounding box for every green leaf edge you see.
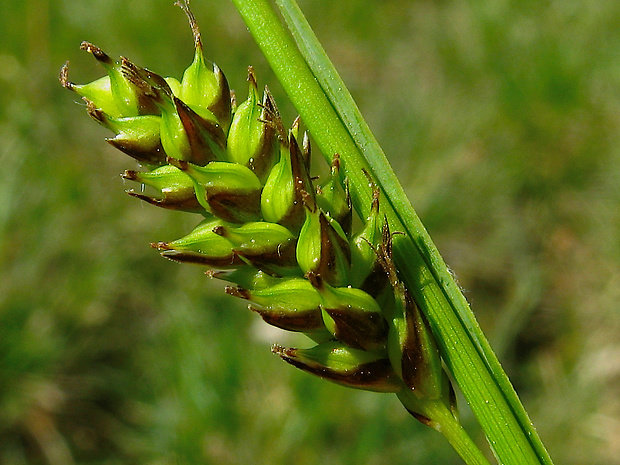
[229,0,554,464]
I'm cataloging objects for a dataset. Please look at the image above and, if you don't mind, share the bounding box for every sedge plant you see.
[60,1,554,464]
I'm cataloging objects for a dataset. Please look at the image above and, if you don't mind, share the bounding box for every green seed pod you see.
[167,158,262,224]
[117,58,225,165]
[307,272,387,351]
[120,60,226,165]
[60,64,118,118]
[349,187,388,296]
[377,222,443,400]
[296,192,351,287]
[159,100,191,161]
[261,129,313,233]
[315,154,352,235]
[152,217,242,267]
[84,99,165,165]
[272,341,402,393]
[80,42,159,117]
[122,164,203,213]
[212,221,299,274]
[227,67,278,181]
[225,277,325,334]
[180,52,227,123]
[118,59,192,163]
[177,0,231,130]
[260,140,294,223]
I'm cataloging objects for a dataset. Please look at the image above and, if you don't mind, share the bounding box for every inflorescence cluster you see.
[61,1,456,425]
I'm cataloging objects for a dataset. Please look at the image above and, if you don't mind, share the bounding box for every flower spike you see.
[60,3,461,454]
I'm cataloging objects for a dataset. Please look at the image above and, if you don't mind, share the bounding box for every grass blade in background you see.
[230,0,554,463]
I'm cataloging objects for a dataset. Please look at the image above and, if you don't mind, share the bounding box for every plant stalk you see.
[397,390,491,465]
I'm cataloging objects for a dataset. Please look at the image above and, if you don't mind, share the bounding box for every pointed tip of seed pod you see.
[121,170,139,181]
[126,190,165,208]
[125,189,142,199]
[381,215,392,244]
[358,168,380,216]
[213,63,225,83]
[372,219,405,289]
[247,65,257,87]
[175,0,202,51]
[230,89,237,111]
[331,153,341,172]
[224,285,251,300]
[205,269,219,279]
[120,58,169,104]
[159,250,185,263]
[59,62,74,90]
[361,168,381,198]
[246,304,262,317]
[82,95,94,107]
[300,189,316,212]
[151,241,170,250]
[119,56,141,81]
[83,98,106,123]
[80,41,113,65]
[271,344,295,358]
[291,116,300,133]
[133,61,171,95]
[301,132,311,164]
[262,87,285,142]
[371,186,380,212]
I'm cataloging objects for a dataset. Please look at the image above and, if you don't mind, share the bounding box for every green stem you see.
[229,1,554,464]
[398,391,491,465]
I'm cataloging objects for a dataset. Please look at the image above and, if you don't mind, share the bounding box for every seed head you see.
[61,0,455,428]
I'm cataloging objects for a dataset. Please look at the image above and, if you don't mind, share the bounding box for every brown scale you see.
[174,96,226,166]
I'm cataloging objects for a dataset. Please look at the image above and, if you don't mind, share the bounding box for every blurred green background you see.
[1,0,619,463]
